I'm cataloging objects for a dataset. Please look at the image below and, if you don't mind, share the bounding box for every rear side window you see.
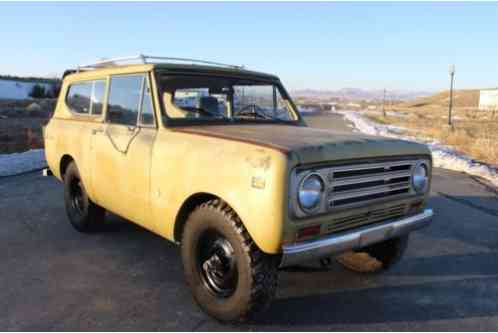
[91,80,106,115]
[107,75,144,126]
[66,80,107,115]
[67,82,92,114]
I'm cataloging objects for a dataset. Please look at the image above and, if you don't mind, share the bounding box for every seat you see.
[197,96,220,116]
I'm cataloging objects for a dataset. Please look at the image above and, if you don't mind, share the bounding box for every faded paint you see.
[245,153,272,171]
[174,125,431,166]
[44,62,431,255]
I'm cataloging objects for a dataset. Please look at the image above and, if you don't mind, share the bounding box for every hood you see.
[175,124,431,165]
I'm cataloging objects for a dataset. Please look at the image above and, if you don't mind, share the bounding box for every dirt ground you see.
[0,98,55,153]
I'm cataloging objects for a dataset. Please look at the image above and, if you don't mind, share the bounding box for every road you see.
[2,113,498,331]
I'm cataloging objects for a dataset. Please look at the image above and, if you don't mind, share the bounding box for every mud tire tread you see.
[181,199,278,323]
[63,162,105,232]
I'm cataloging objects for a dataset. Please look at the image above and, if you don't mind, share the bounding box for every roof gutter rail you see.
[75,54,245,72]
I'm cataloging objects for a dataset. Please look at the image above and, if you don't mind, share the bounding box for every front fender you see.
[151,130,290,254]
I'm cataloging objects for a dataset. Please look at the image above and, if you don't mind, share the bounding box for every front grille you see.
[325,203,408,234]
[327,160,415,208]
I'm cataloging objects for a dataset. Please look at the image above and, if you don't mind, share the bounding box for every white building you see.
[479,88,498,111]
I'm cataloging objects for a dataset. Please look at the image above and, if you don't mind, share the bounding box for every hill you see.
[291,88,432,102]
[399,89,480,109]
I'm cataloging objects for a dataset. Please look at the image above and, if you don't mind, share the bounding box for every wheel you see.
[181,199,279,323]
[63,161,105,232]
[335,235,409,273]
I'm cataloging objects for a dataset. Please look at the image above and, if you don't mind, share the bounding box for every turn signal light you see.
[296,225,321,241]
[409,201,423,213]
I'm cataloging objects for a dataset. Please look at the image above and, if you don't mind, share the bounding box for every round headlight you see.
[412,162,429,193]
[298,174,324,211]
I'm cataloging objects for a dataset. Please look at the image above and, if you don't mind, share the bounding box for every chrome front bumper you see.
[280,209,433,267]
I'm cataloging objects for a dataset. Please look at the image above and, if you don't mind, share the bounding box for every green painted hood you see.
[178,124,431,165]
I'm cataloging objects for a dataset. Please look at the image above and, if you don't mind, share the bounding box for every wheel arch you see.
[173,192,219,243]
[59,154,75,180]
[173,190,283,255]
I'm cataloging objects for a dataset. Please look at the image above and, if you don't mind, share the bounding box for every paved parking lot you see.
[2,114,498,331]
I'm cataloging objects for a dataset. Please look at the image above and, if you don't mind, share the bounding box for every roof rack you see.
[76,54,245,72]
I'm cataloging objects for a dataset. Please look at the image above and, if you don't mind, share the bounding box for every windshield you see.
[158,75,298,123]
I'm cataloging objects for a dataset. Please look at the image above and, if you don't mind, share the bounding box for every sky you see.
[1,2,497,91]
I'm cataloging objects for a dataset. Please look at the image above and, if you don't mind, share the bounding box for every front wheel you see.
[181,199,279,323]
[335,235,409,273]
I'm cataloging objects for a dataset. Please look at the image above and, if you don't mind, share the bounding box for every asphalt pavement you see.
[1,113,498,331]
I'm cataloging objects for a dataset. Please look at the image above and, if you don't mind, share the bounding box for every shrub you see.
[29,84,46,99]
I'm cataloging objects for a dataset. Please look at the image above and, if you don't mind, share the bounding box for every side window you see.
[139,78,155,126]
[66,82,92,114]
[275,88,293,120]
[90,80,106,115]
[107,75,144,126]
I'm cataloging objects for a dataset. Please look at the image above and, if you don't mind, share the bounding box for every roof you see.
[64,55,279,81]
[153,63,279,80]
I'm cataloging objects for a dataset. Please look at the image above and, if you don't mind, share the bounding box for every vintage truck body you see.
[44,56,433,322]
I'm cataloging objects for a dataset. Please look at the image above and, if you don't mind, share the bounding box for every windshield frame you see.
[153,70,303,127]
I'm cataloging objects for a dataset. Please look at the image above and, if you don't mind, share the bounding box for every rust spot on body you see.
[173,127,291,154]
[245,154,272,171]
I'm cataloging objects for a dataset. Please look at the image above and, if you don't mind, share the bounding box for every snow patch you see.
[337,110,498,188]
[0,149,47,177]
[0,79,54,100]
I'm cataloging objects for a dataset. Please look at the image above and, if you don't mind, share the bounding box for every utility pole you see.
[448,65,455,126]
[382,88,387,117]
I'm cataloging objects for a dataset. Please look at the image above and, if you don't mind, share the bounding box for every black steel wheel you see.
[69,177,86,217]
[181,199,279,323]
[197,230,238,298]
[63,161,105,232]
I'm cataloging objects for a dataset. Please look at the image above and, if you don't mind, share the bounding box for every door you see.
[91,73,157,228]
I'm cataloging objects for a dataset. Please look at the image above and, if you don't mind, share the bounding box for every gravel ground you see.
[1,113,498,331]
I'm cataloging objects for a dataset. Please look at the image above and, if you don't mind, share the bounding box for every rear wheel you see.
[335,235,409,273]
[63,162,105,232]
[181,199,279,323]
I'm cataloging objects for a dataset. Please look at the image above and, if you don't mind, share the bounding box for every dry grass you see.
[366,106,498,166]
[399,89,480,109]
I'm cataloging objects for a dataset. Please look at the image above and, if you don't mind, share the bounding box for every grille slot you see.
[333,176,410,192]
[326,203,407,234]
[333,189,408,206]
[327,161,414,208]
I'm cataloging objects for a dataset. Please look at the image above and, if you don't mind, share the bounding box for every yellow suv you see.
[44,55,433,322]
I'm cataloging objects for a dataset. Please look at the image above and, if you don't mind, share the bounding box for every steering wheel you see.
[236,104,271,119]
[184,107,223,118]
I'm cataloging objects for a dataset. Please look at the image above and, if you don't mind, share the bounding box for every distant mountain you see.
[291,88,433,102]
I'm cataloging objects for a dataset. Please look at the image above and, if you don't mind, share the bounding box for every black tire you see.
[63,161,105,232]
[181,199,279,323]
[335,235,409,273]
